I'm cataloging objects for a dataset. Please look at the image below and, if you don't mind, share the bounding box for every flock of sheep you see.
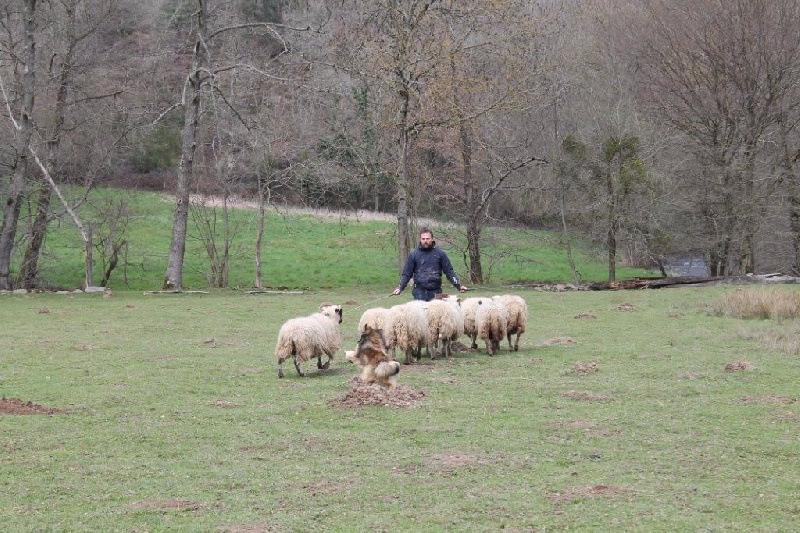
[275,293,529,388]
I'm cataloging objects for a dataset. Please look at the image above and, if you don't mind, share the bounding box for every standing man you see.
[392,228,468,301]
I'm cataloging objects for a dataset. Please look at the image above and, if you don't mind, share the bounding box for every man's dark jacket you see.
[397,242,461,292]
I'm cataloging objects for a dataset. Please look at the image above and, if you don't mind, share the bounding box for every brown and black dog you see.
[345,326,401,389]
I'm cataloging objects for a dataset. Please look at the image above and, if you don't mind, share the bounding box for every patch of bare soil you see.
[329,377,426,408]
[449,341,475,353]
[569,361,599,374]
[613,303,635,311]
[725,361,756,372]
[0,397,68,415]
[548,484,635,504]
[574,312,597,319]
[561,390,613,402]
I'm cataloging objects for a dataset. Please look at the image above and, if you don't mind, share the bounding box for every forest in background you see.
[3,0,800,290]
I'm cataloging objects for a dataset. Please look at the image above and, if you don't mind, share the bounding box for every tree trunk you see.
[19,2,74,289]
[254,176,268,289]
[559,182,580,285]
[606,161,617,283]
[791,194,800,275]
[19,184,51,289]
[163,1,206,290]
[466,217,483,283]
[396,84,411,273]
[0,0,37,291]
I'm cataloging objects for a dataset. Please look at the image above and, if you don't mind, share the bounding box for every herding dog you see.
[345,326,401,389]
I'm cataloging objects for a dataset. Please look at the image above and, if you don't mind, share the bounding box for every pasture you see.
[1,285,798,531]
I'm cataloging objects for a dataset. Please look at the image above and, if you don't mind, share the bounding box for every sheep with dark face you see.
[492,294,528,351]
[276,303,343,378]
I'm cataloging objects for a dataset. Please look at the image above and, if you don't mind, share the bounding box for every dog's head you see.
[351,326,388,364]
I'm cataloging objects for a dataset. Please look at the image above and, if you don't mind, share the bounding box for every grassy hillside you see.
[29,187,654,291]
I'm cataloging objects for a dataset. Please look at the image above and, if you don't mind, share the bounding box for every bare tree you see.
[635,0,800,275]
[323,0,449,272]
[0,0,36,291]
[160,0,312,290]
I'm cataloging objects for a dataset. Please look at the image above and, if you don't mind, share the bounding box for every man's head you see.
[419,228,434,249]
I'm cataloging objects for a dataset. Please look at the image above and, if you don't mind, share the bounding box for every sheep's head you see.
[319,303,343,324]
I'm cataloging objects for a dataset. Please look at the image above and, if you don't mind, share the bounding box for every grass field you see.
[26,188,654,291]
[1,284,799,531]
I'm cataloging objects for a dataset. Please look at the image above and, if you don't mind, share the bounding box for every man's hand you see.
[458,285,468,293]
[392,288,401,296]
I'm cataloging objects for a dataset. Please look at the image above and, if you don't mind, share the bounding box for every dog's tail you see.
[375,360,401,378]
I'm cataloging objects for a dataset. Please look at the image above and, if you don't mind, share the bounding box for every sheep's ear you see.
[319,302,334,311]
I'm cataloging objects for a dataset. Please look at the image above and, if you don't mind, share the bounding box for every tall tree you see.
[324,0,447,272]
[0,0,36,291]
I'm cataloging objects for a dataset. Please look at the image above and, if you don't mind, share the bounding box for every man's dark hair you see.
[419,227,433,237]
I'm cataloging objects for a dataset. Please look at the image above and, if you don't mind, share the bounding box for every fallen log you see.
[588,274,800,290]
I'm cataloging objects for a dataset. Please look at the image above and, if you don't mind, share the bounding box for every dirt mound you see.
[0,397,68,415]
[329,377,426,408]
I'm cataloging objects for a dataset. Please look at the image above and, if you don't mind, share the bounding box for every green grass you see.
[1,285,799,530]
[23,187,653,291]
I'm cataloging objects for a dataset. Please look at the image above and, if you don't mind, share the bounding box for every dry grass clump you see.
[713,288,800,320]
[569,361,599,374]
[724,361,755,372]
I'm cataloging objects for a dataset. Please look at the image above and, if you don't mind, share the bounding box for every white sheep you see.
[357,306,391,334]
[474,298,508,356]
[492,294,528,352]
[383,300,429,364]
[275,303,343,378]
[461,296,493,350]
[425,294,465,358]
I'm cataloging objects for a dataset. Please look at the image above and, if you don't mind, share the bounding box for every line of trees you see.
[2,0,800,290]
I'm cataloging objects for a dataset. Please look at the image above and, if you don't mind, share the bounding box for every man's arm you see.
[440,250,467,292]
[393,252,416,294]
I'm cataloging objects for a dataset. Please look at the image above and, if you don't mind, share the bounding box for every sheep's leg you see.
[470,333,478,350]
[507,331,514,352]
[492,339,501,354]
[278,358,286,378]
[443,339,451,358]
[513,332,522,352]
[293,357,305,377]
[317,353,331,370]
[484,339,493,355]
